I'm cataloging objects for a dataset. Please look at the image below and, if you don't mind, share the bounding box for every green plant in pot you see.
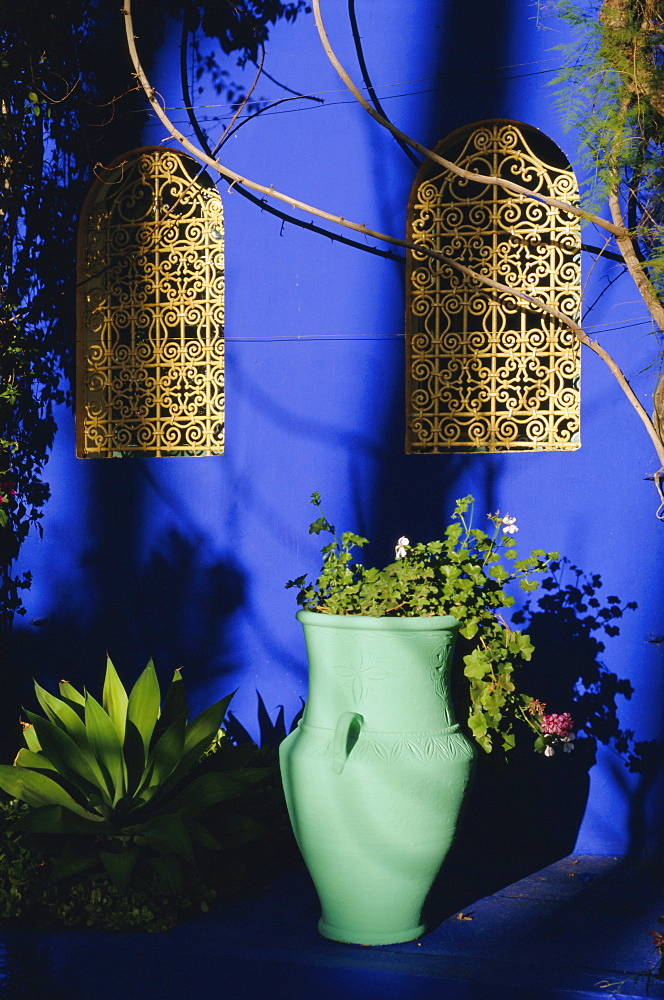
[0,657,266,904]
[280,493,573,946]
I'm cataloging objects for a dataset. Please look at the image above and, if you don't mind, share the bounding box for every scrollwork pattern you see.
[77,149,224,457]
[406,122,581,453]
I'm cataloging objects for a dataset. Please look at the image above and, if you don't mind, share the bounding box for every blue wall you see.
[8,1,664,858]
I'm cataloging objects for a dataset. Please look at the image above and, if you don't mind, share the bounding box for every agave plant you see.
[0,658,262,893]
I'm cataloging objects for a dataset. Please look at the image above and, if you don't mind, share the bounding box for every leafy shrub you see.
[287,493,565,755]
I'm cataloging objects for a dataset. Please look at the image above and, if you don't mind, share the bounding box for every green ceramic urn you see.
[279,610,476,945]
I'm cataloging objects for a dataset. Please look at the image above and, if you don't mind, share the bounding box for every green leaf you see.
[99,849,139,893]
[309,515,332,536]
[160,769,266,818]
[128,813,195,866]
[468,713,488,734]
[187,817,221,851]
[146,854,184,894]
[507,632,535,660]
[14,803,106,835]
[0,764,104,820]
[24,711,105,797]
[48,840,99,885]
[501,732,516,752]
[123,719,148,797]
[22,724,41,752]
[154,669,186,737]
[33,681,88,744]
[148,713,186,787]
[59,680,85,707]
[13,748,56,771]
[180,691,235,768]
[459,619,479,640]
[475,733,493,753]
[102,656,129,742]
[127,660,161,755]
[85,692,125,802]
[463,649,490,680]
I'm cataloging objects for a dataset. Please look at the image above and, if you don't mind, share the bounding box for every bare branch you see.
[123,0,664,476]
[311,0,627,239]
[214,44,265,153]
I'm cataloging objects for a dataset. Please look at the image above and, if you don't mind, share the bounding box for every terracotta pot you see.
[279,610,476,945]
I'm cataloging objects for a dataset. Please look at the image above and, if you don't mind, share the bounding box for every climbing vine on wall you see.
[0,5,84,629]
[0,0,309,630]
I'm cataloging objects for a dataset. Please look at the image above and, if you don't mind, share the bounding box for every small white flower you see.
[395,536,410,559]
[544,744,555,757]
[501,514,518,535]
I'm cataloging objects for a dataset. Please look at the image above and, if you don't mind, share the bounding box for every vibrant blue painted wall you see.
[8,1,664,858]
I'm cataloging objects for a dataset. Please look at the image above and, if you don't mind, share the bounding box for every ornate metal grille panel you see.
[77,147,224,457]
[406,121,581,453]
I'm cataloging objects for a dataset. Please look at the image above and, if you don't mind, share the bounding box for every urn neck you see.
[297,612,461,733]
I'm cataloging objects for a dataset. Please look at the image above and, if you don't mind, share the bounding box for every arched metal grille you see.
[76,147,224,457]
[406,120,581,453]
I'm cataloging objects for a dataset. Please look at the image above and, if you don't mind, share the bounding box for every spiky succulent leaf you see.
[127,812,195,866]
[84,693,125,802]
[126,660,161,755]
[14,748,56,771]
[102,656,129,743]
[154,669,186,739]
[99,848,139,893]
[187,817,221,851]
[159,769,265,819]
[58,680,86,707]
[148,713,187,787]
[48,839,100,884]
[22,724,41,752]
[12,663,239,896]
[180,692,235,769]
[24,710,104,797]
[14,803,107,834]
[0,764,104,820]
[123,719,148,798]
[34,682,88,744]
[146,854,184,894]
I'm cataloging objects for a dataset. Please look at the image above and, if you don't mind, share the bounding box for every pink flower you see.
[541,712,575,736]
[0,479,17,501]
[501,514,518,535]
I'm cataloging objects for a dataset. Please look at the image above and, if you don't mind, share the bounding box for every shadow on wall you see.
[424,562,659,925]
[345,0,662,913]
[435,0,520,133]
[515,561,661,860]
[1,459,246,763]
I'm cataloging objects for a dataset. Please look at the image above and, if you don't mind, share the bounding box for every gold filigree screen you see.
[406,120,581,453]
[77,147,224,457]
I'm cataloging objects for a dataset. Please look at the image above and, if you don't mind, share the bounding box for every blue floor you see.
[2,855,664,999]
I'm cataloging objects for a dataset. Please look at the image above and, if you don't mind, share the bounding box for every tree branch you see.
[123,0,664,482]
[347,0,420,168]
[312,0,627,239]
[609,191,664,331]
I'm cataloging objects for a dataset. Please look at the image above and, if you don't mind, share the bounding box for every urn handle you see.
[332,711,364,774]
